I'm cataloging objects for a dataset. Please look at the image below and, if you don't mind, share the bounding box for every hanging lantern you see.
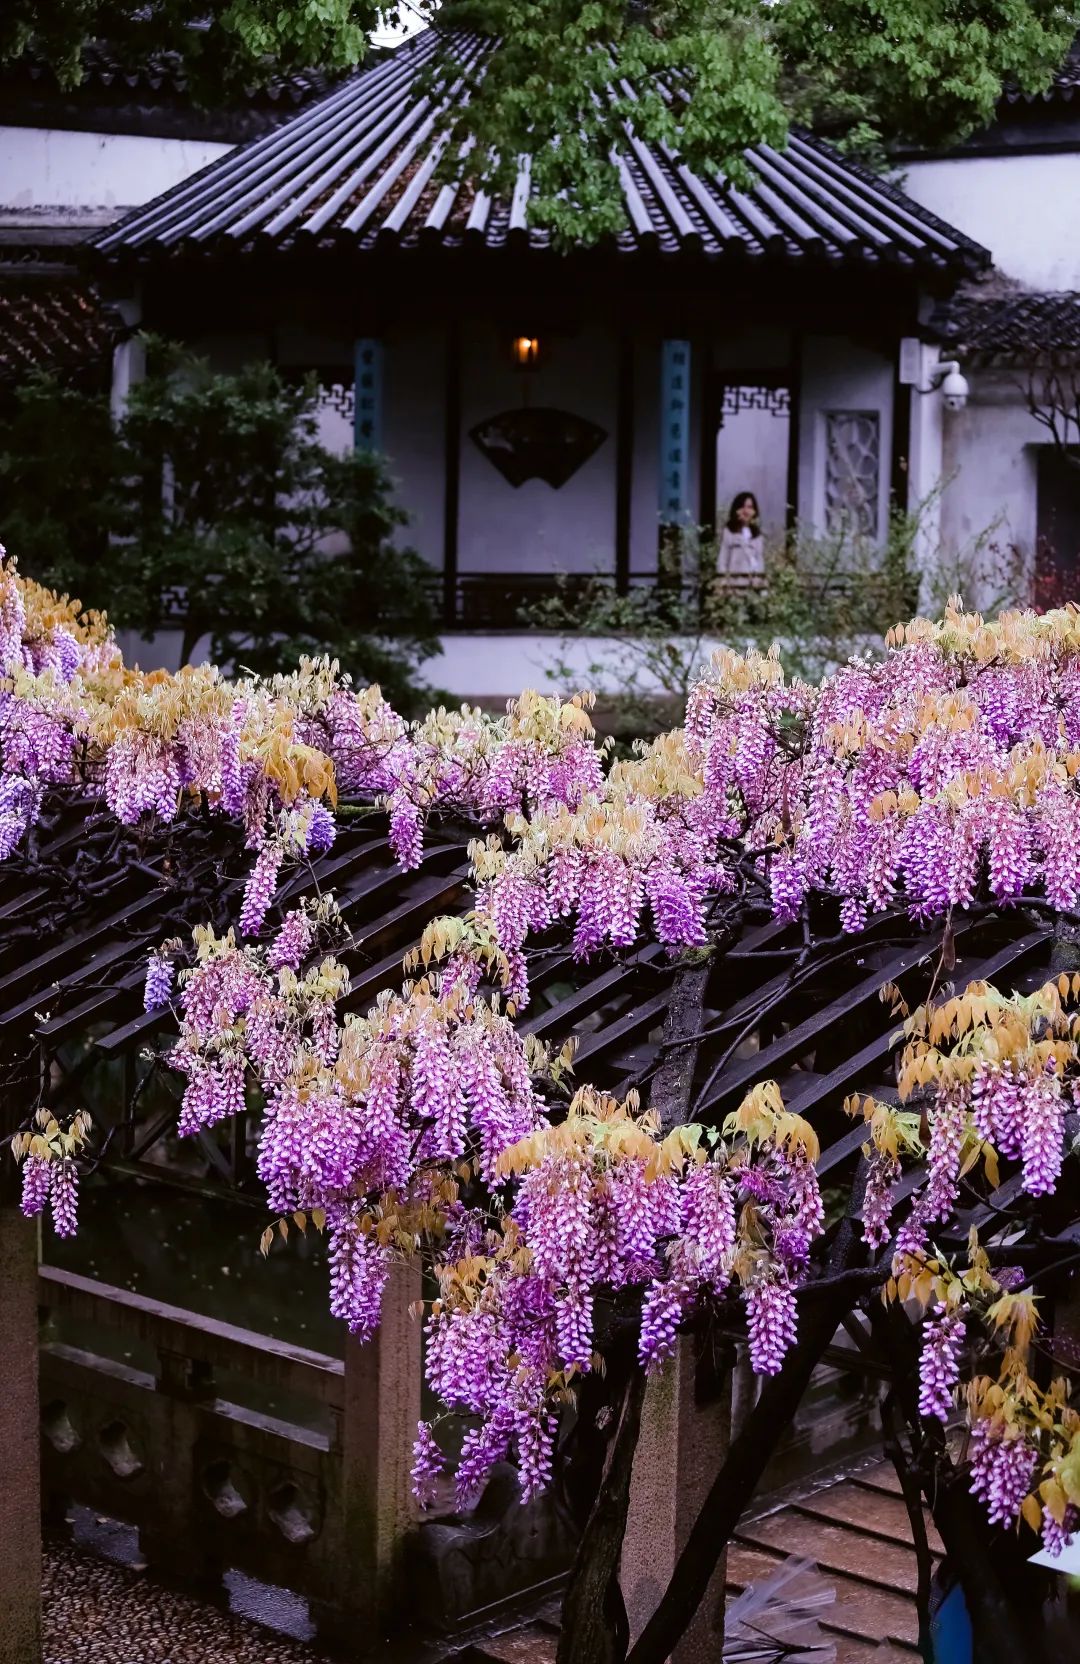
[511,334,541,369]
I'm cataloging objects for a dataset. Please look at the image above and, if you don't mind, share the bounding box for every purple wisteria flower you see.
[143,952,174,1012]
[19,1152,51,1218]
[918,1303,965,1422]
[969,1424,1038,1527]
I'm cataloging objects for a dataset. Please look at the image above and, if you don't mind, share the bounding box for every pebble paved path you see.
[43,1541,337,1664]
[41,1538,557,1664]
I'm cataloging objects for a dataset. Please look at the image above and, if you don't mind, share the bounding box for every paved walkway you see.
[43,1540,337,1664]
[728,1459,927,1664]
[44,1461,924,1664]
[464,1459,927,1664]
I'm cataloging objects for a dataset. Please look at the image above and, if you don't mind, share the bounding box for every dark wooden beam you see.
[786,331,803,532]
[891,358,912,516]
[442,323,461,626]
[615,333,634,595]
[698,364,718,537]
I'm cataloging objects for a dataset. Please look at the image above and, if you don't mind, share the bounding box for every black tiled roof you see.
[932,287,1080,360]
[0,277,119,385]
[93,27,989,275]
[0,37,346,145]
[9,38,334,112]
[1002,47,1080,105]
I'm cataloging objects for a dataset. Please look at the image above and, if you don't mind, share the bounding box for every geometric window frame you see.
[824,409,881,539]
[720,384,792,420]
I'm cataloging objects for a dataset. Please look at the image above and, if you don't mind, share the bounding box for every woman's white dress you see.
[718,525,765,578]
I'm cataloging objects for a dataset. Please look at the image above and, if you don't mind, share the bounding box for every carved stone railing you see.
[38,1262,577,1648]
[39,1261,420,1649]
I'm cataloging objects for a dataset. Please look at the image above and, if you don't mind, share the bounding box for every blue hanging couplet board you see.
[659,339,692,525]
[353,338,383,452]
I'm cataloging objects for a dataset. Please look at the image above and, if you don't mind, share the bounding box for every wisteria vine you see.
[7,548,1080,1555]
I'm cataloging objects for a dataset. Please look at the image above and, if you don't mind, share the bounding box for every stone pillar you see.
[0,1201,42,1664]
[905,340,945,608]
[621,1334,730,1664]
[322,1260,422,1649]
[139,1350,220,1592]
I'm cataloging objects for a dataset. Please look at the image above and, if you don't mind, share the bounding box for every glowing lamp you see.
[511,334,540,369]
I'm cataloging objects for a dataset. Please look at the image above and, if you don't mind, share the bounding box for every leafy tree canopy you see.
[0,0,383,96]
[0,342,441,711]
[2,2,1076,237]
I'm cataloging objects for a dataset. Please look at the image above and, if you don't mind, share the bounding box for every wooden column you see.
[322,1260,423,1649]
[786,330,803,532]
[109,295,144,422]
[615,334,634,596]
[0,1190,42,1664]
[442,326,461,627]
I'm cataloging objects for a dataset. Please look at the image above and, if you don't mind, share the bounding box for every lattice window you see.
[318,381,356,424]
[281,368,356,426]
[825,411,880,539]
[720,384,791,419]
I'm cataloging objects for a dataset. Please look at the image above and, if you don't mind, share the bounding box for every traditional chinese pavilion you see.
[89,26,988,678]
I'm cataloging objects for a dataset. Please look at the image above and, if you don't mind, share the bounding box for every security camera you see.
[940,366,969,411]
[923,358,969,411]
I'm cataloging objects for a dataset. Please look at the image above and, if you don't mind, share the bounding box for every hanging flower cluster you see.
[884,1238,1080,1558]
[0,554,348,865]
[17,551,1080,974]
[765,603,1080,930]
[857,974,1080,1556]
[11,1108,93,1237]
[161,862,828,1506]
[427,602,1080,999]
[440,727,740,1008]
[414,1079,822,1505]
[169,905,560,1332]
[380,690,609,870]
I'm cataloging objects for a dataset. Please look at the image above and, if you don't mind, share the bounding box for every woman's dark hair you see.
[726,491,761,535]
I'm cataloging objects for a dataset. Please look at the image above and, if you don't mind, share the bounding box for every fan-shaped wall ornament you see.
[469,407,608,488]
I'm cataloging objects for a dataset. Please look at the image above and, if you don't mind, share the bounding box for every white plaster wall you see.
[798,336,895,539]
[709,330,793,544]
[901,153,1080,290]
[937,373,1041,605]
[715,404,791,540]
[626,327,794,576]
[457,323,617,575]
[906,342,947,594]
[422,632,714,700]
[0,125,232,209]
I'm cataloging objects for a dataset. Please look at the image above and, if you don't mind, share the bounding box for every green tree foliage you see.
[0,343,441,710]
[435,0,1077,237]
[0,0,386,101]
[0,373,117,583]
[3,4,1075,237]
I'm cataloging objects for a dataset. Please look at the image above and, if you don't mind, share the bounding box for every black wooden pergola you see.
[1,784,1059,1306]
[0,786,1071,1660]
